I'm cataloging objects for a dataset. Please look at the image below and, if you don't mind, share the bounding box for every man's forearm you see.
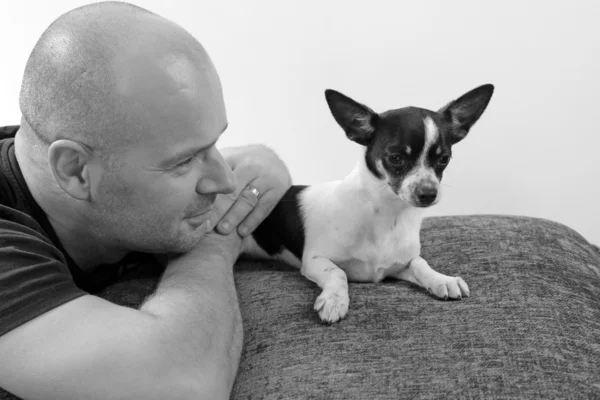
[140,248,243,397]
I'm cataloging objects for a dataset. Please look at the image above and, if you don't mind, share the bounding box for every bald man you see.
[0,2,291,400]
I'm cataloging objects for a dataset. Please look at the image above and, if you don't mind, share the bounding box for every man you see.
[0,2,291,400]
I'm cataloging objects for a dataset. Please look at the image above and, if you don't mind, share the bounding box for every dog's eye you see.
[438,155,451,165]
[388,154,404,165]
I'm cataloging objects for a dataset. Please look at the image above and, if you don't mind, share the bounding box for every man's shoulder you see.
[0,125,19,139]
[0,125,61,261]
[0,126,30,212]
[0,203,51,242]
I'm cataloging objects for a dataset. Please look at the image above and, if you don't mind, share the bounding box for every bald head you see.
[19,1,224,157]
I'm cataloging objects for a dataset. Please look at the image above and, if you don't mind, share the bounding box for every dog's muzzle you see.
[414,184,438,207]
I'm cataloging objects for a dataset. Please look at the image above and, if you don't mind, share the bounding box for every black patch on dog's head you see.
[325,85,494,190]
[366,108,453,192]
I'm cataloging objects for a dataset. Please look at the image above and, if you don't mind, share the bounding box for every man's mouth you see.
[185,194,217,221]
[186,208,211,218]
[185,208,213,229]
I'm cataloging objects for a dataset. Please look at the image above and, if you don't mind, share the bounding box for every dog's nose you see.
[416,186,437,206]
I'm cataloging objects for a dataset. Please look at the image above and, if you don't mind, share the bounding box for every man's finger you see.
[237,190,278,236]
[216,185,260,234]
[210,193,236,232]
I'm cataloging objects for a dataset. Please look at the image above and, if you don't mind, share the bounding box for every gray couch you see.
[2,215,599,399]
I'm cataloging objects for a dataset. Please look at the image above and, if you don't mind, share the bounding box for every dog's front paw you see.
[428,276,470,300]
[314,288,349,323]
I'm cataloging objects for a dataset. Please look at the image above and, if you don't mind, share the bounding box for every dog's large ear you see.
[325,89,378,146]
[438,84,494,144]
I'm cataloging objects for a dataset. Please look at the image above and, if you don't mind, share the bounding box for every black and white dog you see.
[243,84,494,323]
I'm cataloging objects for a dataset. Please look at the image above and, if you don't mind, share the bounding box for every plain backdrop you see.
[1,0,599,244]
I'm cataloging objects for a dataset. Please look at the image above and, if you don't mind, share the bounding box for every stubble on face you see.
[89,155,217,255]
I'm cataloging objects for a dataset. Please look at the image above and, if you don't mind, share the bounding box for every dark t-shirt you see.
[0,125,142,337]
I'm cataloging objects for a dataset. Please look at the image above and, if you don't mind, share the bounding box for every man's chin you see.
[139,218,214,255]
[170,219,212,253]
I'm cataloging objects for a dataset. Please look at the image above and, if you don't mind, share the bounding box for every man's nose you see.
[196,149,236,195]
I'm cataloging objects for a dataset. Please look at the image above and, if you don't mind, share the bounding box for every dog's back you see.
[243,185,307,266]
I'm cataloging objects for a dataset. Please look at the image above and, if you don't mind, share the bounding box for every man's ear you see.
[438,84,494,144]
[48,140,98,201]
[325,89,379,146]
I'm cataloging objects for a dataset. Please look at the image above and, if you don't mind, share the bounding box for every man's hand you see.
[213,144,291,237]
[156,228,243,268]
[179,229,243,265]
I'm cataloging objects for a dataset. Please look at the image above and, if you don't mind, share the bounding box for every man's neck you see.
[46,212,129,271]
[14,129,128,271]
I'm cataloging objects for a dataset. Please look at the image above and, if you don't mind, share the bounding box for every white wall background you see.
[1,0,599,244]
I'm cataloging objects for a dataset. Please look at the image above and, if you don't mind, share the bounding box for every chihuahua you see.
[242,84,494,323]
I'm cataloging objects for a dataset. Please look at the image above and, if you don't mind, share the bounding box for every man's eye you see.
[388,154,404,165]
[177,156,195,168]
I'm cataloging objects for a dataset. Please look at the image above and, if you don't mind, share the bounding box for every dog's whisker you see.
[441,183,460,189]
[376,183,388,192]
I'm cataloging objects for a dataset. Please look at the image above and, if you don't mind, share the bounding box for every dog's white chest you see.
[339,209,422,282]
[300,179,425,283]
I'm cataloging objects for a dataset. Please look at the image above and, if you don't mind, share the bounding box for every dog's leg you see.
[301,256,349,323]
[394,256,470,300]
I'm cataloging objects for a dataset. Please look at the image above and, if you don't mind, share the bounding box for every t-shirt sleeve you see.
[0,216,87,337]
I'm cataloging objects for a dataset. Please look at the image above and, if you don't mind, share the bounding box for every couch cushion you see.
[232,215,600,399]
[1,215,598,400]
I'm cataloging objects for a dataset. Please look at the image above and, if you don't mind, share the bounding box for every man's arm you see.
[0,231,243,400]
[140,231,244,394]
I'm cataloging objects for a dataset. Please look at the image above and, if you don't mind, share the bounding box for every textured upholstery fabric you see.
[231,215,600,399]
[1,215,599,399]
